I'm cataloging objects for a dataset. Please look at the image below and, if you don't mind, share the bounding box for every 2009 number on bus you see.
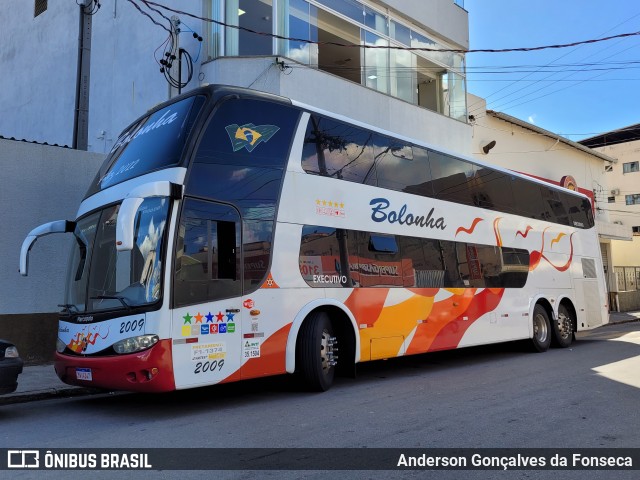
[194,360,225,374]
[120,319,145,334]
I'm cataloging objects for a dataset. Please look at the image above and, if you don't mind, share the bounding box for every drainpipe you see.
[73,2,92,150]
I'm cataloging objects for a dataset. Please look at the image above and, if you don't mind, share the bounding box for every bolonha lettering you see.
[370,198,446,231]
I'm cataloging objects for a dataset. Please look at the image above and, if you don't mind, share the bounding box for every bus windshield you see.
[84,95,205,198]
[64,197,170,313]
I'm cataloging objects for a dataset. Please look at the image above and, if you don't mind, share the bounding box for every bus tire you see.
[551,304,574,348]
[531,304,551,352]
[299,311,337,392]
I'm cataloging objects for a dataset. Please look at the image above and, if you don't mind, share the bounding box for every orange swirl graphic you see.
[516,225,533,238]
[529,226,551,271]
[542,233,575,272]
[493,217,503,247]
[455,217,484,237]
[550,232,566,248]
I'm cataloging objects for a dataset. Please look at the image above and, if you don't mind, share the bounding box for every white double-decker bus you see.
[20,85,608,392]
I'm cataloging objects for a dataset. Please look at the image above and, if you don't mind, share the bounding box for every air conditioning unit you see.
[611,188,620,195]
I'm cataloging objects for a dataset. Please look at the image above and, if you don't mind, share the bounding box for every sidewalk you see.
[2,312,639,405]
[0,363,100,406]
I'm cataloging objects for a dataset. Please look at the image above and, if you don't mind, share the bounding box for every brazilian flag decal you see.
[225,123,280,152]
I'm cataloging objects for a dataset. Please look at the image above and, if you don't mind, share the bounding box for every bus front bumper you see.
[54,339,175,393]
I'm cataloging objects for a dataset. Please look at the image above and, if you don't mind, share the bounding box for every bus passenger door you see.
[171,199,244,389]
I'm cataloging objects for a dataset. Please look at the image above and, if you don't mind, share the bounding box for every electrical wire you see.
[468,11,640,115]
[132,0,640,54]
[125,0,640,128]
[126,0,202,90]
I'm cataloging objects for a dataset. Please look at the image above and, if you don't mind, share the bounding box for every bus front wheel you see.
[299,311,337,392]
[531,305,551,352]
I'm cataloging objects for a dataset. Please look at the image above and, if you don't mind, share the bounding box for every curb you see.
[0,387,104,406]
[607,317,640,326]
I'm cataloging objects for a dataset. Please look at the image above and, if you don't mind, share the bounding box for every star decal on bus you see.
[225,123,280,152]
[194,313,204,323]
[315,199,346,218]
[205,312,214,323]
[183,313,193,324]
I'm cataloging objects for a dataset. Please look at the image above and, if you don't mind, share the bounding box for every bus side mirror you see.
[20,220,76,276]
[115,181,182,252]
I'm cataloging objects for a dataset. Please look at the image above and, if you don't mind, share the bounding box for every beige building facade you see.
[581,125,640,311]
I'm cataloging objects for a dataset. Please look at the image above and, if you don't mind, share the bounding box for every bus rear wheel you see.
[551,305,574,348]
[299,311,338,392]
[531,305,551,352]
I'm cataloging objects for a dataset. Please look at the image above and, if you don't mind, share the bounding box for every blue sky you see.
[465,0,640,140]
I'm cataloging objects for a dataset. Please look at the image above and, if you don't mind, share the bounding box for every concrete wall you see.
[593,138,640,228]
[1,0,467,155]
[88,0,203,154]
[384,0,469,49]
[618,291,640,313]
[0,1,79,146]
[0,0,203,152]
[0,139,104,363]
[591,139,640,268]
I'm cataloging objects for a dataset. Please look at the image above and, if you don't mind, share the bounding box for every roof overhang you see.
[487,110,618,164]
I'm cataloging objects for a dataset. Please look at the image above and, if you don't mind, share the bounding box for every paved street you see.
[2,321,640,480]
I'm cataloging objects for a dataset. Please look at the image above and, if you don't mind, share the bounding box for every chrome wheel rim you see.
[533,313,549,343]
[557,311,572,340]
[320,330,337,374]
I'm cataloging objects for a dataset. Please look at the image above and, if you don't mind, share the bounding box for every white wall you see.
[384,0,469,49]
[0,1,79,146]
[88,0,204,153]
[0,0,205,152]
[1,0,467,155]
[0,140,104,314]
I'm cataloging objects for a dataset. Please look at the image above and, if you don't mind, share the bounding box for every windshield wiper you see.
[91,295,131,311]
[58,304,79,316]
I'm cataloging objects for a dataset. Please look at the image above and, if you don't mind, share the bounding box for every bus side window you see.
[375,140,434,198]
[428,151,476,207]
[302,115,377,185]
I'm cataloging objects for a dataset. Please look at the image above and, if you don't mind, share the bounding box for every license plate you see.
[76,368,92,381]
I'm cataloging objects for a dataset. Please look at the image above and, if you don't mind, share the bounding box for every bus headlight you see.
[56,338,66,353]
[113,335,159,354]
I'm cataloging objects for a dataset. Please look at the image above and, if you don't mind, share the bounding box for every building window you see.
[34,0,47,17]
[208,0,467,121]
[633,226,640,235]
[623,161,639,173]
[625,194,640,205]
[608,196,616,203]
[224,0,274,56]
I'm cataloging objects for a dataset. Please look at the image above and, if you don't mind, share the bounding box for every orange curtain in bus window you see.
[466,245,483,281]
[348,256,407,287]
